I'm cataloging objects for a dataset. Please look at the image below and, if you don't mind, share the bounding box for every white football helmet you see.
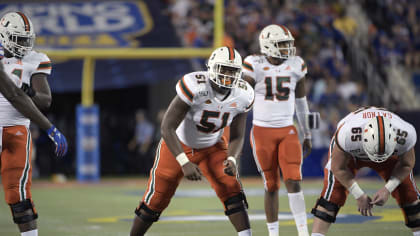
[362,116,397,163]
[259,24,296,59]
[207,46,242,89]
[0,12,35,58]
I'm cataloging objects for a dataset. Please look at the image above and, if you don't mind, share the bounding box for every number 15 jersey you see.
[175,71,254,149]
[242,55,307,128]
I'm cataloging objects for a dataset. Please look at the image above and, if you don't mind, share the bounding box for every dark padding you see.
[10,199,38,224]
[134,202,161,222]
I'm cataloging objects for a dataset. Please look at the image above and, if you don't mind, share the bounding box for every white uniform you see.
[242,55,307,127]
[335,107,416,162]
[175,71,254,149]
[0,50,52,127]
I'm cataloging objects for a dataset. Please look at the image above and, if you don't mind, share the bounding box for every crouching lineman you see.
[129,47,254,236]
[311,106,420,236]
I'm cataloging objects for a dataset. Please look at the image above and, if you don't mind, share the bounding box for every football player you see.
[242,24,313,236]
[311,107,420,236]
[0,12,67,236]
[129,47,254,236]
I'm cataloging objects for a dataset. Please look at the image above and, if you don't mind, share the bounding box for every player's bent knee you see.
[265,181,279,192]
[134,202,161,222]
[402,202,420,228]
[9,199,38,224]
[311,197,339,223]
[224,192,248,216]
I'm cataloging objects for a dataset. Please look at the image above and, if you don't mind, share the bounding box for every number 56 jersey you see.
[335,107,417,161]
[175,71,255,149]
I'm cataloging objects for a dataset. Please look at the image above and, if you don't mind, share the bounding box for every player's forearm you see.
[391,149,415,181]
[227,135,245,158]
[31,92,52,111]
[332,166,356,189]
[8,89,52,130]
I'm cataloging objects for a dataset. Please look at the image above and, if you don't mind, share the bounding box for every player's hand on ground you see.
[357,194,373,216]
[181,162,202,181]
[223,158,237,176]
[47,125,68,157]
[302,138,312,158]
[370,187,390,206]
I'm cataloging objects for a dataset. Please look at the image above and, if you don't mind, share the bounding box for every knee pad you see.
[265,177,280,192]
[9,199,38,224]
[311,197,340,223]
[402,202,420,228]
[224,192,248,216]
[134,202,161,222]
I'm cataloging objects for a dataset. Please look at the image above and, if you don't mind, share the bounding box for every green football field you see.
[0,177,413,236]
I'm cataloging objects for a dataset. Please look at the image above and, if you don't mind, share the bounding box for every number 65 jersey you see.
[175,71,255,149]
[334,107,417,161]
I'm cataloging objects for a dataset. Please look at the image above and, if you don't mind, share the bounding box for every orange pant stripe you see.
[18,127,31,201]
[144,140,162,205]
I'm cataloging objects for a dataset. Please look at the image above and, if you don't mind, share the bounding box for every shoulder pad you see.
[27,51,52,73]
[176,72,208,105]
[288,56,307,79]
[235,79,255,112]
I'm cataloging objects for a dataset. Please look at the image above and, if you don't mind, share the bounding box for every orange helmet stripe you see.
[279,25,289,36]
[377,116,385,155]
[16,12,30,32]
[227,47,235,60]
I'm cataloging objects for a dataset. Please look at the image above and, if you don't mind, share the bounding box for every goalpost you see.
[41,0,225,181]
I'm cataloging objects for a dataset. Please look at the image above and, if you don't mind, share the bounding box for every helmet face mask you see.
[207,47,242,89]
[259,24,296,59]
[362,116,397,163]
[0,12,35,58]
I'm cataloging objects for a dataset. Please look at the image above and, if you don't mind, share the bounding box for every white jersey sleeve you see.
[235,79,255,112]
[289,56,307,81]
[242,55,257,81]
[176,72,201,106]
[28,51,52,76]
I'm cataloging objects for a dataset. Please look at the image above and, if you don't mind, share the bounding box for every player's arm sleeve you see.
[242,82,255,112]
[334,124,347,152]
[242,56,257,82]
[403,123,417,151]
[32,53,52,76]
[175,75,196,106]
[292,56,307,81]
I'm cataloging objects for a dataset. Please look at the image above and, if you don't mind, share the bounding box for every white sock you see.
[288,191,309,236]
[21,229,38,236]
[238,228,252,236]
[266,221,278,236]
[311,233,325,236]
[413,231,420,236]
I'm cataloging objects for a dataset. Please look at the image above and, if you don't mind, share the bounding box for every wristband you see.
[384,177,401,193]
[304,133,312,140]
[349,182,365,199]
[176,152,189,166]
[227,156,237,166]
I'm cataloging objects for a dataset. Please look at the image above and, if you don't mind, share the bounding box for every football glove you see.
[47,125,68,157]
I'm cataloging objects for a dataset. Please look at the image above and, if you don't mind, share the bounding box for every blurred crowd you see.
[165,0,367,148]
[362,0,420,92]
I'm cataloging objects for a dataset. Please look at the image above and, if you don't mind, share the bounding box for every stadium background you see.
[1,0,419,180]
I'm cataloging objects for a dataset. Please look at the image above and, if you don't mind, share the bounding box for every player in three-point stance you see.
[129,46,254,236]
[0,12,68,236]
[311,107,420,236]
[243,24,316,236]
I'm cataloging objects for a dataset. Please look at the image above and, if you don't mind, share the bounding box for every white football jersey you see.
[175,71,254,149]
[242,55,307,127]
[0,50,52,127]
[335,107,417,161]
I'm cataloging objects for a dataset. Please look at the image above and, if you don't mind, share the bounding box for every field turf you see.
[0,177,412,235]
